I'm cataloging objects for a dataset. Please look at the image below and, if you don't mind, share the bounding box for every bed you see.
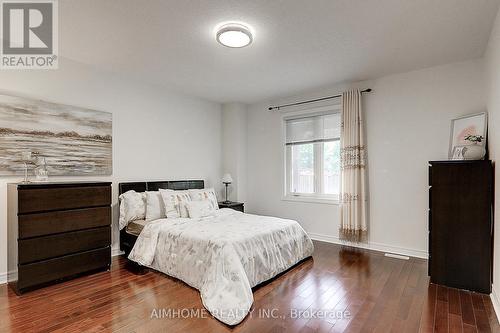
[119,180,206,255]
[119,181,314,325]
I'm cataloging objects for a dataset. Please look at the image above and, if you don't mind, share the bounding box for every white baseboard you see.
[308,232,428,259]
[8,270,17,282]
[491,284,500,321]
[112,247,125,257]
[0,270,17,285]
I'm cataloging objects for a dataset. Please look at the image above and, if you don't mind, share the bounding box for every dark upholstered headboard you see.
[119,180,204,195]
[118,180,204,256]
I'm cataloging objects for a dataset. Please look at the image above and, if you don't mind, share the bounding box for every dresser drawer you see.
[17,246,110,291]
[18,226,111,264]
[19,207,111,239]
[18,185,111,214]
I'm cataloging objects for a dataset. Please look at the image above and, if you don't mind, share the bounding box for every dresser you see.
[7,182,112,294]
[428,161,493,293]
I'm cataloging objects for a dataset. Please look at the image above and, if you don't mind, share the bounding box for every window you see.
[284,111,341,202]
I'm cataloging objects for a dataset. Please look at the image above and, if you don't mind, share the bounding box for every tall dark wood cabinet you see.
[428,161,493,293]
[7,182,112,294]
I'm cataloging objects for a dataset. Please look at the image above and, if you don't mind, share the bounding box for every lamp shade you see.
[222,173,233,184]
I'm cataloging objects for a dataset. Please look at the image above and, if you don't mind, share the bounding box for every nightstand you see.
[218,201,244,212]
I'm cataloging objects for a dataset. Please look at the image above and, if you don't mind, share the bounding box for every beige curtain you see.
[339,89,368,242]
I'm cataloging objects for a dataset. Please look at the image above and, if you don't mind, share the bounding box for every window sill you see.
[281,195,339,205]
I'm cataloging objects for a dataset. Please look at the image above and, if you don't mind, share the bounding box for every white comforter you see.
[128,208,314,325]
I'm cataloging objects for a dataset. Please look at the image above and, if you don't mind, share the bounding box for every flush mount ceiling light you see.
[216,23,253,48]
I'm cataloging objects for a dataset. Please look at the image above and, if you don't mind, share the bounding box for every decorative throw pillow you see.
[159,189,181,218]
[173,190,192,218]
[188,188,219,210]
[185,199,216,218]
[145,191,166,222]
[118,190,146,230]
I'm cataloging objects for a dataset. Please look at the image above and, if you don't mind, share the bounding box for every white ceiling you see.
[60,0,500,103]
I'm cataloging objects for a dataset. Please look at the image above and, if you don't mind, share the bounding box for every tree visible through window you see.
[285,111,340,200]
[291,143,314,193]
[323,141,340,195]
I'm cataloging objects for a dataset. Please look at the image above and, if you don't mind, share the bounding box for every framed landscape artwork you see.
[0,94,112,176]
[448,112,487,159]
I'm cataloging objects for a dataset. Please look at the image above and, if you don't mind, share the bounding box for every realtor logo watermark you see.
[1,0,58,69]
[150,307,351,321]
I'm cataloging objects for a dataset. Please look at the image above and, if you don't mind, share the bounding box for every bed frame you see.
[118,180,205,256]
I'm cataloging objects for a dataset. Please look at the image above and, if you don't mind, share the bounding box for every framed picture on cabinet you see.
[451,146,466,160]
[448,112,487,159]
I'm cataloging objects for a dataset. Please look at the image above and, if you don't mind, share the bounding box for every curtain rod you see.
[268,88,372,111]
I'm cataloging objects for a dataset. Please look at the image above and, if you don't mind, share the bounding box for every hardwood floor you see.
[0,240,498,332]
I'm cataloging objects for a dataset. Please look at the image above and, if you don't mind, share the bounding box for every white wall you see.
[246,59,485,258]
[221,103,248,202]
[485,8,500,315]
[0,58,222,281]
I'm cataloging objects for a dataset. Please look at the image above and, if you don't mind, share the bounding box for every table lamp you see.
[222,173,233,204]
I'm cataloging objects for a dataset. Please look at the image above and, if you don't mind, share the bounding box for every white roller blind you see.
[285,113,340,145]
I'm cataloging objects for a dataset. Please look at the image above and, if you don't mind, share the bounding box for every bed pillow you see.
[145,191,166,222]
[159,189,181,218]
[173,190,192,218]
[188,188,219,210]
[185,199,216,218]
[118,190,146,230]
